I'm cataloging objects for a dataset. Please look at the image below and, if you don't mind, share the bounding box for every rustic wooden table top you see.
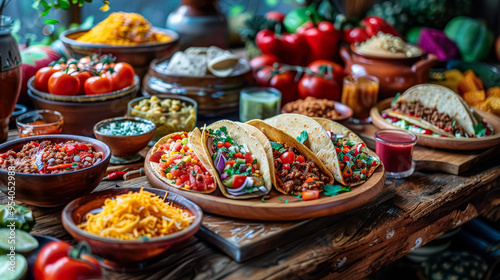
[1,130,500,280]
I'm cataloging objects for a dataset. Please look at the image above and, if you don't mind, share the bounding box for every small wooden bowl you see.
[0,135,111,207]
[61,187,202,271]
[94,117,156,164]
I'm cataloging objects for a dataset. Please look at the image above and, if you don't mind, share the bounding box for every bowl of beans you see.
[94,117,156,164]
[0,135,111,207]
[127,95,197,143]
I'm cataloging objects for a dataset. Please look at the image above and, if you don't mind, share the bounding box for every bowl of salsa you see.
[16,110,64,138]
[94,117,156,164]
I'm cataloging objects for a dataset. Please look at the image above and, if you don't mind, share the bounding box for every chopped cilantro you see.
[261,198,266,203]
[285,200,289,203]
[391,93,401,106]
[191,170,196,175]
[270,141,286,153]
[323,185,352,197]
[165,166,172,173]
[473,123,486,136]
[277,198,283,201]
[253,159,257,164]
[220,126,228,134]
[161,159,167,162]
[171,180,176,184]
[296,130,308,144]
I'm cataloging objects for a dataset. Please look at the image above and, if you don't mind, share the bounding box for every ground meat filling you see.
[0,140,103,174]
[273,146,330,194]
[391,101,468,137]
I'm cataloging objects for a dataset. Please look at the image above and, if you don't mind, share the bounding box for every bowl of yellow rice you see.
[60,12,179,78]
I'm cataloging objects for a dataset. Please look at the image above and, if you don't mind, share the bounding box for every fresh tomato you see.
[255,65,300,105]
[280,151,295,164]
[343,27,370,44]
[298,74,340,101]
[307,60,345,85]
[296,155,305,163]
[149,151,165,163]
[283,163,291,170]
[249,54,281,71]
[106,62,135,91]
[35,67,60,92]
[171,168,182,178]
[302,189,319,201]
[48,72,80,96]
[254,65,273,86]
[232,175,247,189]
[84,75,113,95]
[265,11,286,23]
[71,71,92,95]
[94,62,115,73]
[223,142,232,148]
[422,129,433,135]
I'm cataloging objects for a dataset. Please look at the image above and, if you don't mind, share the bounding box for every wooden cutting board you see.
[343,123,499,175]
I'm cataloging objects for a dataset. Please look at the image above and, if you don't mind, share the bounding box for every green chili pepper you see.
[0,205,35,232]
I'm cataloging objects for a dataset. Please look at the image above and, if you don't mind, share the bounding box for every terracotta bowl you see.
[28,76,138,137]
[94,117,156,164]
[0,135,111,207]
[60,28,179,78]
[61,187,202,271]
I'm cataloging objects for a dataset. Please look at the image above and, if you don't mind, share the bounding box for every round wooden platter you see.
[145,150,386,221]
[371,98,500,150]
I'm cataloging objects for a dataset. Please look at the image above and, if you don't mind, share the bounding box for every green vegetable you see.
[0,254,27,280]
[222,176,234,188]
[270,141,286,153]
[0,228,39,255]
[444,16,494,61]
[296,131,308,144]
[391,93,401,106]
[0,205,35,232]
[473,123,486,136]
[323,185,351,197]
[406,27,423,44]
[283,5,323,33]
[316,0,339,22]
[99,120,154,136]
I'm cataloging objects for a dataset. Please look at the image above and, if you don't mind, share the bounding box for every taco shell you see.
[246,119,334,194]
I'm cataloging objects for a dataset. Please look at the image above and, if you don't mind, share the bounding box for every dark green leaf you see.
[40,10,50,16]
[323,185,351,197]
[270,141,286,153]
[391,93,401,106]
[43,19,59,24]
[296,130,308,144]
[40,0,50,9]
[473,123,486,136]
[59,0,70,9]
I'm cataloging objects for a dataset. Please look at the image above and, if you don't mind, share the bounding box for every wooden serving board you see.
[144,149,386,221]
[343,122,500,175]
[371,98,500,150]
[117,176,395,262]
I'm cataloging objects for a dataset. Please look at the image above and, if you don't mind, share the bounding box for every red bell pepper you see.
[47,163,72,170]
[34,241,102,280]
[296,19,339,63]
[75,143,89,151]
[361,16,399,37]
[256,26,308,66]
[65,144,78,155]
[343,27,370,44]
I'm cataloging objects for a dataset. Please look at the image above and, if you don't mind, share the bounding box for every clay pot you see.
[340,44,438,100]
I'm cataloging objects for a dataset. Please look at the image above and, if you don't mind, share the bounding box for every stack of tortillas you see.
[167,46,240,77]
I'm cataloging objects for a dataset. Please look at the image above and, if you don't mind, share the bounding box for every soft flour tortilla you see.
[264,114,343,185]
[384,111,454,137]
[396,84,479,136]
[237,122,276,188]
[246,120,334,194]
[313,118,381,186]
[199,120,273,199]
[149,131,218,193]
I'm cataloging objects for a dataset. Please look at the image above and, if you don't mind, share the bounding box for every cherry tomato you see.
[422,129,433,135]
[254,65,273,86]
[106,62,135,91]
[47,72,80,96]
[265,11,286,23]
[302,190,319,201]
[84,75,113,95]
[94,62,115,73]
[249,54,280,70]
[35,67,60,92]
[296,155,305,163]
[280,151,295,164]
[71,71,92,95]
[298,74,340,101]
[79,56,92,66]
[232,175,247,189]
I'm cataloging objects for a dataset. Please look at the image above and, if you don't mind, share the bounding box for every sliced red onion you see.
[221,172,228,180]
[215,152,227,173]
[239,164,248,173]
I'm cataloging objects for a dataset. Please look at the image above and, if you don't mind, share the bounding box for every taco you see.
[148,131,217,193]
[384,84,493,138]
[246,120,334,198]
[199,120,273,199]
[313,118,381,186]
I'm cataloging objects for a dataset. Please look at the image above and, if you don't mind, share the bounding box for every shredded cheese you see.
[78,188,195,240]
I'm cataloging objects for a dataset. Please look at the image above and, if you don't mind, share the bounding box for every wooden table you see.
[1,131,500,279]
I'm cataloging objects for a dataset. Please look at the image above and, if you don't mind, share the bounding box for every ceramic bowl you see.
[0,135,111,207]
[60,28,179,78]
[28,76,138,137]
[61,187,202,271]
[94,117,156,164]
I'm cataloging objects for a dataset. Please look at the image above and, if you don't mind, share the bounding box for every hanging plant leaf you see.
[43,18,59,25]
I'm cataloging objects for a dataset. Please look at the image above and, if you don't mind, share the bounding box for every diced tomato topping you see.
[335,147,341,154]
[0,153,8,159]
[217,142,224,148]
[304,178,314,183]
[422,129,433,135]
[149,151,165,163]
[244,153,253,163]
[283,163,290,170]
[371,161,378,167]
[296,155,305,163]
[172,134,182,141]
[227,160,235,166]
[224,142,232,148]
[167,139,174,143]
[408,113,414,117]
[173,142,182,152]
[170,168,182,178]
[232,175,247,189]
[65,144,78,155]
[342,155,350,162]
[183,145,189,151]
[234,152,243,158]
[302,190,319,201]
[32,141,40,147]
[352,150,359,156]
[343,147,350,153]
[444,128,450,132]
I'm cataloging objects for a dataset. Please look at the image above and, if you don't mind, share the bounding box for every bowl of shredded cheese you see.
[61,187,202,270]
[60,12,179,78]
